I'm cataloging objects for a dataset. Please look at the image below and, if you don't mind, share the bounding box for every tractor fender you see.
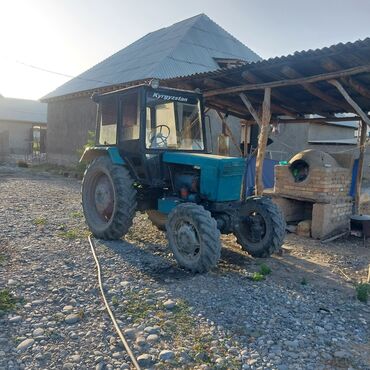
[79,147,125,165]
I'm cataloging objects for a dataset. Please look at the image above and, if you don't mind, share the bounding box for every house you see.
[0,96,47,162]
[42,13,261,164]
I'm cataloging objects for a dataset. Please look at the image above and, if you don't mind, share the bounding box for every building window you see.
[214,58,246,69]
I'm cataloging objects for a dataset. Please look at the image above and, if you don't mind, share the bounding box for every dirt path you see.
[0,166,369,370]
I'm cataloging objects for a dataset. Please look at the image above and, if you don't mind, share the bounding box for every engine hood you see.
[163,152,246,202]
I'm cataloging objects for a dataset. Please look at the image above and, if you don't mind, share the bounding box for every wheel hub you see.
[175,222,200,258]
[94,175,114,220]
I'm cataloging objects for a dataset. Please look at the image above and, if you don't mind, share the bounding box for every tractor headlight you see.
[150,79,160,89]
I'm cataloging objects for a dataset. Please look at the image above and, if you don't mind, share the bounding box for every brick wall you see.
[274,165,351,203]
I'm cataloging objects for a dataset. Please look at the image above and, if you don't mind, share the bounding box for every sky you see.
[0,0,369,100]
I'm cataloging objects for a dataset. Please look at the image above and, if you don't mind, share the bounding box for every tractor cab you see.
[91,84,208,187]
[80,83,286,273]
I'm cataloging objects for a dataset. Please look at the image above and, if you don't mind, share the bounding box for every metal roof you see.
[43,14,260,101]
[0,97,47,124]
[165,37,370,120]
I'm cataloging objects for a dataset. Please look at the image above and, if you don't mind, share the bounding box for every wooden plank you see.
[328,79,370,127]
[203,64,370,97]
[355,120,367,213]
[255,88,271,195]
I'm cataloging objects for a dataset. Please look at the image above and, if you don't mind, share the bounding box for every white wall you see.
[0,120,33,155]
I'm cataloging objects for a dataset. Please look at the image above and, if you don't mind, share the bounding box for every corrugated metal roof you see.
[165,37,370,119]
[43,14,260,101]
[167,37,370,81]
[0,97,47,124]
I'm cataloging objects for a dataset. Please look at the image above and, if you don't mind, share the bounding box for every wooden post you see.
[355,119,367,213]
[255,88,271,195]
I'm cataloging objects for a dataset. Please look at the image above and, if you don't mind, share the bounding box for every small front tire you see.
[234,196,286,257]
[166,203,221,273]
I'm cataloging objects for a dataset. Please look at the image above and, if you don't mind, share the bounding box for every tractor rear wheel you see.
[234,196,285,258]
[166,203,221,273]
[82,156,137,239]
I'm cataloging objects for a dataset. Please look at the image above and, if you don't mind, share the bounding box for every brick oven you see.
[266,149,353,239]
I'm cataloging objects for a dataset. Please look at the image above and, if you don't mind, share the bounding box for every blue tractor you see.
[80,83,285,272]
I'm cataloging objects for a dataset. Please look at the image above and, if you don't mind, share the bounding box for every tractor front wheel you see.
[82,156,137,239]
[166,203,221,273]
[234,196,286,258]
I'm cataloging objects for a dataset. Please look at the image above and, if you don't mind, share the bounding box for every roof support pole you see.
[328,79,370,128]
[255,88,271,196]
[355,120,367,214]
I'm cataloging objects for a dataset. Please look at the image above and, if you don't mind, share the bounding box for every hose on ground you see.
[88,235,141,370]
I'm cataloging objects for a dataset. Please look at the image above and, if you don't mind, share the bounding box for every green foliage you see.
[301,277,308,285]
[259,263,271,276]
[250,272,265,282]
[58,228,90,240]
[356,283,370,303]
[0,290,17,313]
[16,160,28,168]
[70,211,83,219]
[77,130,96,157]
[0,255,6,265]
[111,296,119,306]
[76,130,96,174]
[33,217,46,226]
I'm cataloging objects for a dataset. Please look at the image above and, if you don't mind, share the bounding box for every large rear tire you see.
[82,156,137,239]
[166,203,221,273]
[234,196,285,257]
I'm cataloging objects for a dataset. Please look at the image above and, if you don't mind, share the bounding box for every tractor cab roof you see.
[91,83,201,102]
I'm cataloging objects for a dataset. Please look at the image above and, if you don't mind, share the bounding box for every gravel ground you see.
[0,166,369,370]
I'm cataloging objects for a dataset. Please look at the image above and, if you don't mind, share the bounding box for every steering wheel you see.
[149,124,171,148]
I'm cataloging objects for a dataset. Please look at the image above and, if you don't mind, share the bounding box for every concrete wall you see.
[266,122,357,162]
[46,99,242,165]
[308,123,355,141]
[266,123,309,161]
[46,97,97,165]
[0,120,33,155]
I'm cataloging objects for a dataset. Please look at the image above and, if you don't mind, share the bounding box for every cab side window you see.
[99,98,117,145]
[121,93,140,140]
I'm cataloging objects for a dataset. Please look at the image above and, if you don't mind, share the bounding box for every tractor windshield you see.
[145,91,204,150]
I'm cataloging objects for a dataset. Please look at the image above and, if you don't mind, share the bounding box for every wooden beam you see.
[321,57,370,99]
[281,66,350,110]
[355,120,367,213]
[208,96,249,116]
[242,70,303,113]
[239,93,261,126]
[346,77,370,99]
[205,101,246,118]
[328,79,370,127]
[203,64,370,97]
[255,88,271,195]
